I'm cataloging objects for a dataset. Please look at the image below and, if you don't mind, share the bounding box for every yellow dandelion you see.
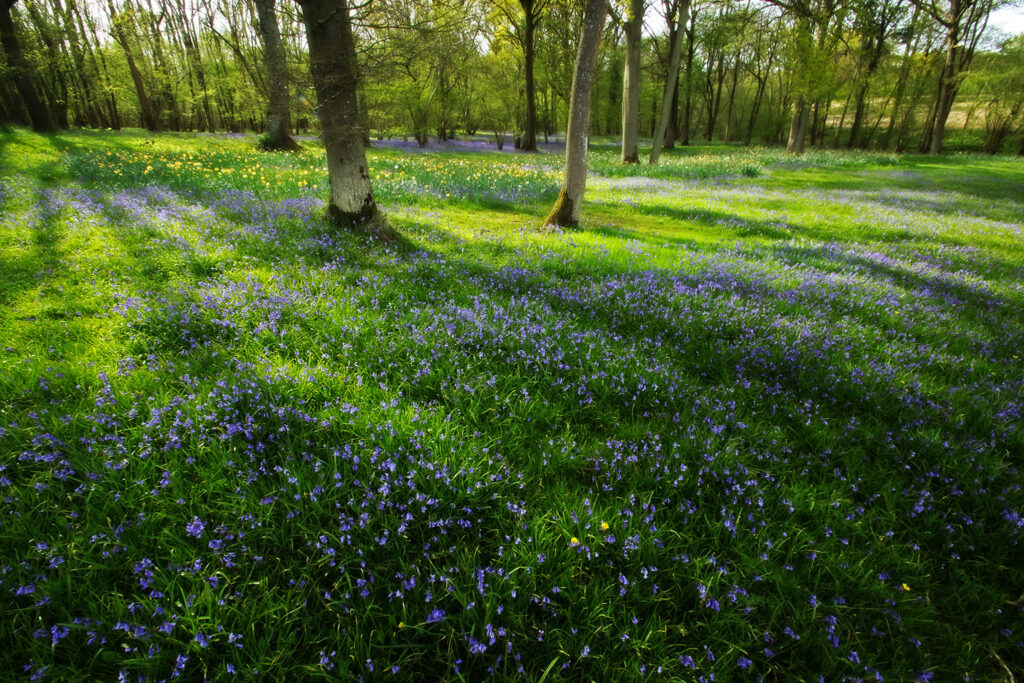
[601,522,610,531]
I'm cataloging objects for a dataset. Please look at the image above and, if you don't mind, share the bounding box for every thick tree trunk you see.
[0,0,57,132]
[297,0,389,235]
[521,0,539,152]
[620,0,643,163]
[545,0,607,227]
[255,0,298,150]
[787,96,810,154]
[650,0,688,164]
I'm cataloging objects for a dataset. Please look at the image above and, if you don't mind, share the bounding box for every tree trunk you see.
[680,8,695,146]
[620,0,643,163]
[520,0,539,152]
[545,0,607,227]
[745,77,766,146]
[723,50,741,143]
[255,0,298,150]
[106,0,159,130]
[650,0,688,164]
[297,0,389,235]
[930,0,960,155]
[834,91,851,148]
[787,96,810,154]
[24,1,70,128]
[0,0,57,132]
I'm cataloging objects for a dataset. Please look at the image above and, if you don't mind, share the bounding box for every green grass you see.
[1,127,1023,681]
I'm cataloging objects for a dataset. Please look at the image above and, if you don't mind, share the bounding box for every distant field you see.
[1,128,1022,681]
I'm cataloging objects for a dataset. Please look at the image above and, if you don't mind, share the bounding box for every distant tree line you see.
[1,0,1022,155]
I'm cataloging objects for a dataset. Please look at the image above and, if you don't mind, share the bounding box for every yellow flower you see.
[902,583,911,592]
[398,621,405,628]
[600,522,610,531]
[570,537,579,546]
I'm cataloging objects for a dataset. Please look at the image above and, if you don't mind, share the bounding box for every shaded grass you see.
[1,127,1023,682]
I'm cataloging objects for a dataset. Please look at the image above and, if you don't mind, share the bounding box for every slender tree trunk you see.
[665,78,679,149]
[620,0,643,163]
[680,9,695,146]
[0,0,57,131]
[835,91,851,147]
[650,0,688,164]
[545,0,607,227]
[521,0,539,152]
[176,0,215,131]
[297,0,390,235]
[745,77,766,146]
[25,2,70,128]
[106,0,159,130]
[930,0,961,155]
[723,50,741,143]
[255,0,298,149]
[705,53,724,141]
[54,0,100,128]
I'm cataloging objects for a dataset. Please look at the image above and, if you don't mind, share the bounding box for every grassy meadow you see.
[1,127,1023,681]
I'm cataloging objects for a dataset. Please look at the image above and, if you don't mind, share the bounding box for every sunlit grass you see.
[1,127,1023,681]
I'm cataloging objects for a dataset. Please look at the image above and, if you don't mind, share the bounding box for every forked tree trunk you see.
[544,0,607,227]
[0,0,57,132]
[620,0,643,163]
[650,0,688,164]
[255,0,298,150]
[297,0,390,235]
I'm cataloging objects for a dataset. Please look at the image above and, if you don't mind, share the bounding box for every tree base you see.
[544,190,577,228]
[258,134,301,152]
[329,205,399,243]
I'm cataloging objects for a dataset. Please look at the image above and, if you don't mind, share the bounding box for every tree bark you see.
[255,0,298,149]
[0,0,57,132]
[650,0,688,164]
[787,96,810,154]
[520,0,540,152]
[930,0,961,154]
[297,0,390,235]
[680,6,695,145]
[620,0,643,163]
[723,50,741,143]
[545,0,607,227]
[106,0,159,130]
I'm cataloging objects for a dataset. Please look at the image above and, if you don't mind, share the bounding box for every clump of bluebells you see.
[1,129,1023,680]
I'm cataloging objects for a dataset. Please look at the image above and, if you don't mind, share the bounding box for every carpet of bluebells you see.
[1,129,1023,681]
